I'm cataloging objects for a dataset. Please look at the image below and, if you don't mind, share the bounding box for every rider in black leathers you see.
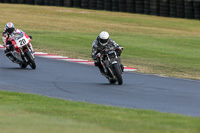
[91,31,124,77]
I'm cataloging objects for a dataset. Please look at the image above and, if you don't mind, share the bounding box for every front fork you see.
[102,60,118,79]
[19,45,35,62]
[19,47,28,62]
[28,43,34,53]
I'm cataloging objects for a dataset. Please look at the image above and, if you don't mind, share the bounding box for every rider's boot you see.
[5,52,16,63]
[101,72,110,79]
[98,65,110,79]
[5,51,22,63]
[8,56,15,62]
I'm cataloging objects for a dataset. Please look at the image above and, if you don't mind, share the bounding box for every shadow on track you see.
[0,67,34,70]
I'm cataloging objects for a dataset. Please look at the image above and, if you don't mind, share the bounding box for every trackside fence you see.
[0,0,200,19]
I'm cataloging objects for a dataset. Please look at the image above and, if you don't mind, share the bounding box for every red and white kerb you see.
[0,45,137,71]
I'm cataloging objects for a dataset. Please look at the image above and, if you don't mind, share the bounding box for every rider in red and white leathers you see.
[2,22,33,62]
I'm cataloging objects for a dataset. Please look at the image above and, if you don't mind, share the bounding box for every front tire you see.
[113,64,123,85]
[25,51,36,69]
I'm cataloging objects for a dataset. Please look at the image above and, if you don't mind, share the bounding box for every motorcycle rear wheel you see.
[113,64,123,85]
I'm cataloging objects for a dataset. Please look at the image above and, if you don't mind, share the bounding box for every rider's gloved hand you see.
[96,53,101,58]
[116,46,123,56]
[119,46,123,50]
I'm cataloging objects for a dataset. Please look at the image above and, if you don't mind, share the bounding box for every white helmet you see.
[99,31,109,46]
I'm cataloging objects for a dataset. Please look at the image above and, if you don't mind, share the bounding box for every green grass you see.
[0,4,200,79]
[0,90,200,133]
[0,4,200,132]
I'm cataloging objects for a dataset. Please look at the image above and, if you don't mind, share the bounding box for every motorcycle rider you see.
[2,22,33,62]
[91,31,124,77]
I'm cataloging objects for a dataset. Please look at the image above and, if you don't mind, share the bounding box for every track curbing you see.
[0,45,137,71]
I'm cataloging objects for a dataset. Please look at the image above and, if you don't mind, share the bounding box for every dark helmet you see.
[5,22,15,34]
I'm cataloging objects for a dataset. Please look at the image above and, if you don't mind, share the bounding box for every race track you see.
[0,49,200,117]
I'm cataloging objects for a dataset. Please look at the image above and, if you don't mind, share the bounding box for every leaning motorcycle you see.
[9,32,36,69]
[99,46,123,85]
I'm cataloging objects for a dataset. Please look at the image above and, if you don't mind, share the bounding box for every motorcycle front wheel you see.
[113,64,123,85]
[25,51,36,69]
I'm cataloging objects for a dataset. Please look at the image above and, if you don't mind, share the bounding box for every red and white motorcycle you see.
[8,32,36,69]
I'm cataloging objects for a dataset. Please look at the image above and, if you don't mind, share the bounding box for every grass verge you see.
[0,90,200,133]
[0,4,200,79]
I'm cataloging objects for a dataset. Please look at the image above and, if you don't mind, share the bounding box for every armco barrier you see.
[119,0,127,12]
[1,0,200,19]
[169,0,176,17]
[49,0,55,6]
[55,0,63,6]
[150,0,159,15]
[73,0,81,8]
[81,0,89,9]
[90,0,97,9]
[16,0,24,4]
[64,0,73,7]
[4,0,10,3]
[177,0,185,18]
[194,0,200,19]
[26,0,34,4]
[126,0,135,13]
[135,0,144,13]
[44,0,50,5]
[35,0,43,5]
[10,0,17,3]
[184,0,194,18]
[105,0,112,11]
[144,0,150,14]
[97,0,104,10]
[159,0,169,17]
[112,0,119,11]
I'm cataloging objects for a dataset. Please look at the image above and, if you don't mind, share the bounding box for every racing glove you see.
[96,53,101,58]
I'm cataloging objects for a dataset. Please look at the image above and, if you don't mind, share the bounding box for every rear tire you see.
[25,51,36,69]
[113,64,123,85]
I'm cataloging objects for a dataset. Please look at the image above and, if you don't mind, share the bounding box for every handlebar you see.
[28,35,32,39]
[102,46,116,53]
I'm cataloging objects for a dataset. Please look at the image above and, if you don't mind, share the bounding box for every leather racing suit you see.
[2,28,33,62]
[91,36,124,76]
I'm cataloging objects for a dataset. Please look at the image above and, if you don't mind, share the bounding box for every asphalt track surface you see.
[0,50,200,117]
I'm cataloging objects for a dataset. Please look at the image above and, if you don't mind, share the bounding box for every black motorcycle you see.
[99,46,123,85]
